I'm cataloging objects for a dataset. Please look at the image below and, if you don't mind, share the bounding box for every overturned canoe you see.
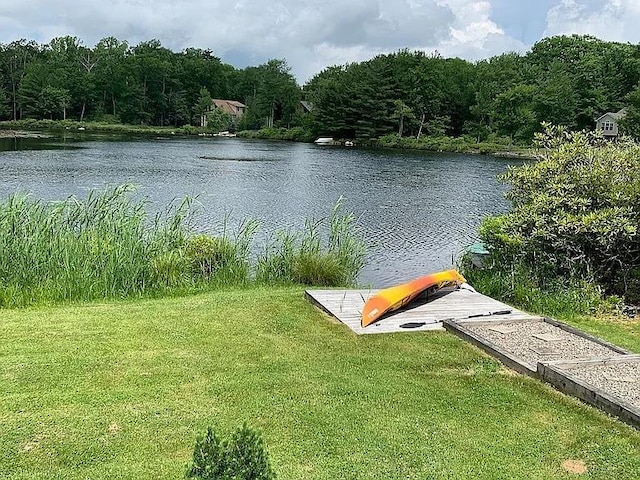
[361,269,466,327]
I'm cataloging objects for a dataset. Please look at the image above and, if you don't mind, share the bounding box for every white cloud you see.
[434,0,527,59]
[6,1,630,83]
[544,0,640,43]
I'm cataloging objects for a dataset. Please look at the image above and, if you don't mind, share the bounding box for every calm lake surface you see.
[0,135,517,287]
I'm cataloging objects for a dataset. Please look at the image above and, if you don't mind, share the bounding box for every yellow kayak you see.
[362,269,466,327]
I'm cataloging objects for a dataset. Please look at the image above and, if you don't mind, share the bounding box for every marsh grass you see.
[460,260,612,319]
[0,187,365,307]
[256,199,366,286]
[183,217,259,287]
[0,185,189,307]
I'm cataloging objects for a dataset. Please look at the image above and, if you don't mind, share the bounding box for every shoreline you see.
[0,129,51,139]
[0,120,540,159]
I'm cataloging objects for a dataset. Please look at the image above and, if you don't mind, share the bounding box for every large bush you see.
[479,125,640,303]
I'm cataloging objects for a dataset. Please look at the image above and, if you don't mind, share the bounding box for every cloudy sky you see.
[1,0,638,82]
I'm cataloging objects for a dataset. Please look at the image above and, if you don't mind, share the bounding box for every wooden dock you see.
[305,287,529,335]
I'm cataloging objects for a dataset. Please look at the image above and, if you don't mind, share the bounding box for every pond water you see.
[0,135,518,287]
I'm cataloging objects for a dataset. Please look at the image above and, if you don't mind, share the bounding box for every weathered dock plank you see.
[305,287,528,335]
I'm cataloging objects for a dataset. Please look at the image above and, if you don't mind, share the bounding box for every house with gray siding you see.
[595,109,626,138]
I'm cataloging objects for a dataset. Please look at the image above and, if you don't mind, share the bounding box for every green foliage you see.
[304,35,640,144]
[195,88,212,125]
[0,184,188,307]
[0,118,217,136]
[235,59,300,129]
[1,36,299,128]
[205,107,233,133]
[460,259,612,318]
[0,86,10,119]
[236,127,314,142]
[184,225,255,285]
[620,84,640,139]
[151,249,188,287]
[256,199,366,287]
[5,34,640,145]
[0,187,364,307]
[37,85,71,119]
[477,124,640,302]
[375,132,524,154]
[187,424,275,480]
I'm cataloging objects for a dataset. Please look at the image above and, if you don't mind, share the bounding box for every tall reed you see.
[0,187,366,308]
[0,185,189,307]
[256,198,366,286]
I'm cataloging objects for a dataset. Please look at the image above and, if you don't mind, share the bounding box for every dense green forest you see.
[2,34,640,142]
[0,36,300,131]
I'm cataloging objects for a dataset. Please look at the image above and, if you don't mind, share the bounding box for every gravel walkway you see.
[464,320,622,369]
[447,316,639,427]
[565,361,640,408]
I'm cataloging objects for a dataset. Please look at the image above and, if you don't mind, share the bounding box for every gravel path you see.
[464,320,622,368]
[566,361,640,408]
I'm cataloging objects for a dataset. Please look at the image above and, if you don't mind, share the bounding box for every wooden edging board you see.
[538,356,640,429]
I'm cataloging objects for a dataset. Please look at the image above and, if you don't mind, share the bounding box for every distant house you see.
[300,100,314,113]
[201,99,247,128]
[595,109,626,138]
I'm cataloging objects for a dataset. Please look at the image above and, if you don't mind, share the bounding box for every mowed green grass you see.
[1,288,639,479]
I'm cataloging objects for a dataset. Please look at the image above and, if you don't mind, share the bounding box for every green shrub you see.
[187,424,275,480]
[478,124,640,302]
[460,258,611,318]
[185,234,235,279]
[374,133,525,155]
[236,127,314,142]
[291,252,344,286]
[183,217,257,286]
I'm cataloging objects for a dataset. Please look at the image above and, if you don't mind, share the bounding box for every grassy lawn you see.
[1,287,639,479]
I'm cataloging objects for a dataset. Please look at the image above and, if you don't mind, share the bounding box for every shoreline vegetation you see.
[0,119,540,158]
[237,127,540,158]
[0,184,366,308]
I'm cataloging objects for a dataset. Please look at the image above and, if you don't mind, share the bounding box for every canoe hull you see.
[361,269,466,327]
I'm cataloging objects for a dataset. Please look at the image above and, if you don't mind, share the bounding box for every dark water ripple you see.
[0,136,520,287]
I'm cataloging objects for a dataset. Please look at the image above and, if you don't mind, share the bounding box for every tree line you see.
[305,35,640,142]
[0,36,300,130]
[2,35,640,141]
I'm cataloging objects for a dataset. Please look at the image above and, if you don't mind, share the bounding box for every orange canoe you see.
[362,269,466,327]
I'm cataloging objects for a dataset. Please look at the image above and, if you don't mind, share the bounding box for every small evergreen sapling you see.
[187,424,275,480]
